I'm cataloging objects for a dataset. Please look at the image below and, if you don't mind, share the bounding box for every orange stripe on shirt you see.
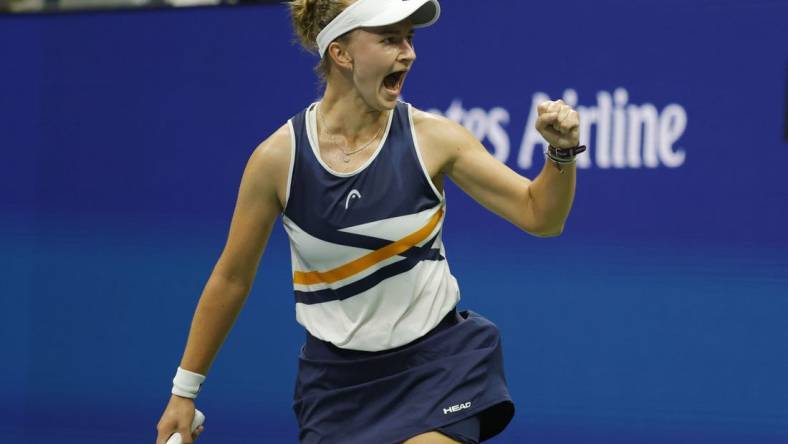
[293,207,444,286]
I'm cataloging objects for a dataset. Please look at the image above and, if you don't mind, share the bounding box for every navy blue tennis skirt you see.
[292,309,515,443]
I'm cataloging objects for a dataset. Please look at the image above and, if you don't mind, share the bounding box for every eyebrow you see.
[373,27,415,36]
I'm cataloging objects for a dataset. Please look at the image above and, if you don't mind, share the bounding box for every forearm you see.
[178,273,252,375]
[526,160,576,236]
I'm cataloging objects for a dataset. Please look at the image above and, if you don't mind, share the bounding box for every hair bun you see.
[289,0,347,53]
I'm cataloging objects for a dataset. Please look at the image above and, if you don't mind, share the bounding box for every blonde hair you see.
[288,0,352,81]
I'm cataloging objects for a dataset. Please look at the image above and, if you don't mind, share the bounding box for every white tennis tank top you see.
[282,101,460,351]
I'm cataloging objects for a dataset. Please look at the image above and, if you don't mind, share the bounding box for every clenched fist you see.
[536,99,580,149]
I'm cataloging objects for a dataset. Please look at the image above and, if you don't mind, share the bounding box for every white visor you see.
[316,0,441,58]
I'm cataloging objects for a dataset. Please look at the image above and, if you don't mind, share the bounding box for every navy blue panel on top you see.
[284,101,441,242]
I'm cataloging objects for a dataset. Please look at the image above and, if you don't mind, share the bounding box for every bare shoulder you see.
[245,123,293,209]
[410,106,477,168]
[250,123,291,171]
[411,107,470,143]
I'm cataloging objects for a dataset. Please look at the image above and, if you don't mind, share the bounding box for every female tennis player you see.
[155,0,582,443]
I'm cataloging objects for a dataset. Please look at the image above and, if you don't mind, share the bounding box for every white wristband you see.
[171,366,206,399]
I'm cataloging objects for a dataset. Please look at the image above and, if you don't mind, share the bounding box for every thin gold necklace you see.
[317,103,385,163]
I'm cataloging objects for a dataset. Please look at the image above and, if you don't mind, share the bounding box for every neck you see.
[319,77,390,141]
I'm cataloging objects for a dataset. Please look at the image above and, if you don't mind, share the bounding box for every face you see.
[336,20,416,110]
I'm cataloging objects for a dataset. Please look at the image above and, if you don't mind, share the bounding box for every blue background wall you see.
[1,1,787,443]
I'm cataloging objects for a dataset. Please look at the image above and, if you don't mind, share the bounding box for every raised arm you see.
[156,124,292,444]
[413,100,580,237]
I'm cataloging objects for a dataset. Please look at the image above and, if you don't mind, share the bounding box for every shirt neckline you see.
[305,102,395,178]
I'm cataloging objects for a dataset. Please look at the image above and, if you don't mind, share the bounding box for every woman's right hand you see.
[156,395,205,444]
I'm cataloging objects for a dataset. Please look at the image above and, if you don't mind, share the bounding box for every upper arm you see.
[413,109,542,234]
[212,124,292,286]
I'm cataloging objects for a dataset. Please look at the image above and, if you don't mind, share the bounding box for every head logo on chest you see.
[345,189,362,210]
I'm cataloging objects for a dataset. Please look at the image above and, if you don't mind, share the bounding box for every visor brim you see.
[361,0,441,29]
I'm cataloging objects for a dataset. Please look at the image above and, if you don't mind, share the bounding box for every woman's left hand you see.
[535,99,580,148]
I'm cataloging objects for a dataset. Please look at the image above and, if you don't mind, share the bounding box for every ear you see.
[327,40,354,70]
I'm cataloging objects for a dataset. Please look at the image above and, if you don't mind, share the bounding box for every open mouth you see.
[382,70,407,94]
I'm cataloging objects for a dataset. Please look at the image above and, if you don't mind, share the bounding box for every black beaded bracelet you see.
[547,144,587,162]
[544,144,587,173]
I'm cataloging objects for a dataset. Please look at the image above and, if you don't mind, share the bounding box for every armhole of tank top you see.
[283,119,297,213]
[407,103,444,202]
